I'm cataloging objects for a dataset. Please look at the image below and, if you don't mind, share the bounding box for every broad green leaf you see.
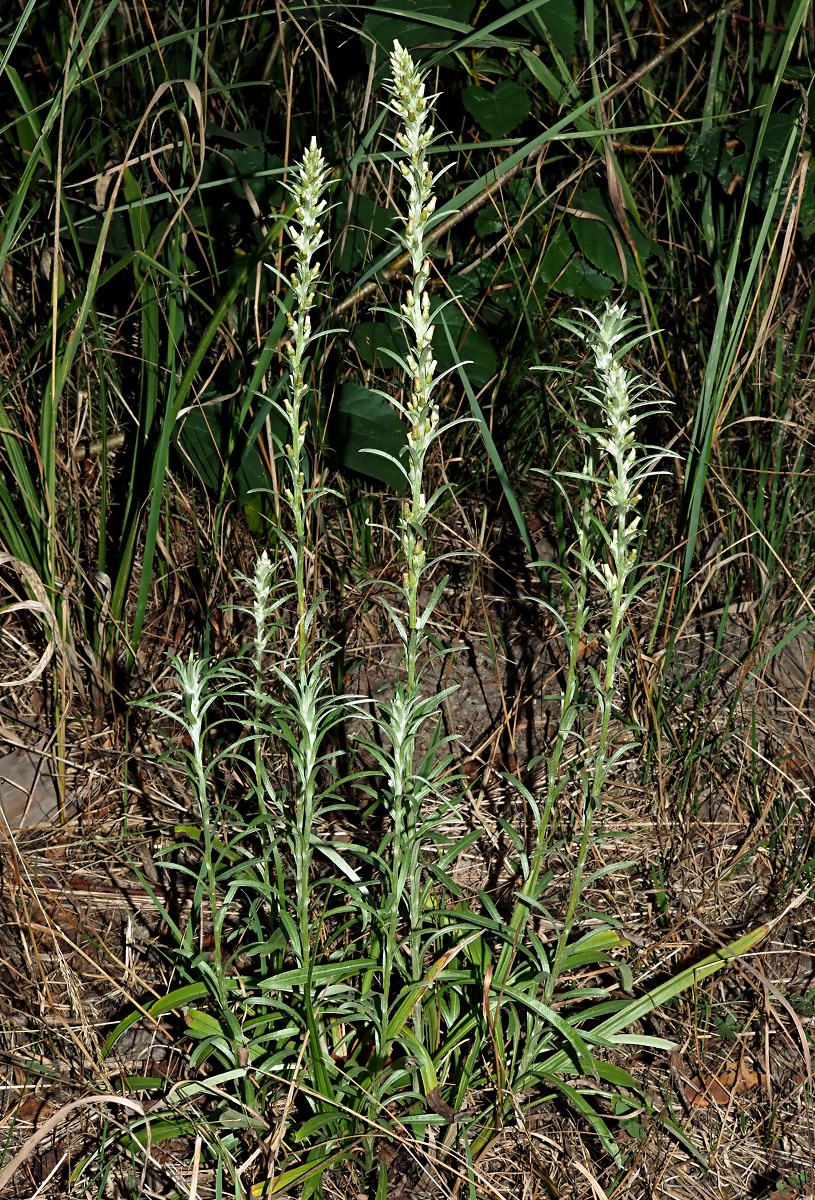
[185,1008,226,1039]
[474,208,505,236]
[572,210,625,281]
[570,187,652,282]
[175,394,285,504]
[539,220,572,284]
[462,80,531,138]
[362,0,473,68]
[440,307,498,385]
[351,319,404,371]
[328,384,407,491]
[556,255,612,300]
[685,127,737,192]
[497,0,577,56]
[735,111,803,213]
[200,143,283,207]
[537,0,577,55]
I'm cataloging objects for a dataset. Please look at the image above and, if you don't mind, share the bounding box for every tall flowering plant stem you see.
[375,43,446,1009]
[495,302,666,995]
[268,140,333,965]
[386,42,440,698]
[281,137,331,671]
[583,303,657,805]
[552,302,666,972]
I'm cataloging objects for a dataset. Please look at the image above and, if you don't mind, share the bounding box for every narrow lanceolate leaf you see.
[680,0,809,585]
[386,932,482,1040]
[538,922,770,1079]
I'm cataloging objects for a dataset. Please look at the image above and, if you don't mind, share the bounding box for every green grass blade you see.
[680,0,810,585]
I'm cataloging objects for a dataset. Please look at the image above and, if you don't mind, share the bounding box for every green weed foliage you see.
[96,46,771,1199]
[1,1,811,1194]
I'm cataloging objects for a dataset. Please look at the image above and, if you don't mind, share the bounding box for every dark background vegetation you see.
[2,0,812,669]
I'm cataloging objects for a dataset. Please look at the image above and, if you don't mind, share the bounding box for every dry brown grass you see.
[1,478,814,1198]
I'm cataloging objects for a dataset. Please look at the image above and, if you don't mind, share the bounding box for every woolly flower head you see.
[252,550,274,633]
[388,41,427,124]
[595,302,629,352]
[286,138,330,261]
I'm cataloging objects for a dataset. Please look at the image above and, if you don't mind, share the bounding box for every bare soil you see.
[1,507,815,1200]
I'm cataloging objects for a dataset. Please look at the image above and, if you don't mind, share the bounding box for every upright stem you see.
[500,303,662,997]
[380,43,442,1023]
[278,139,331,966]
[282,139,330,674]
[557,303,652,962]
